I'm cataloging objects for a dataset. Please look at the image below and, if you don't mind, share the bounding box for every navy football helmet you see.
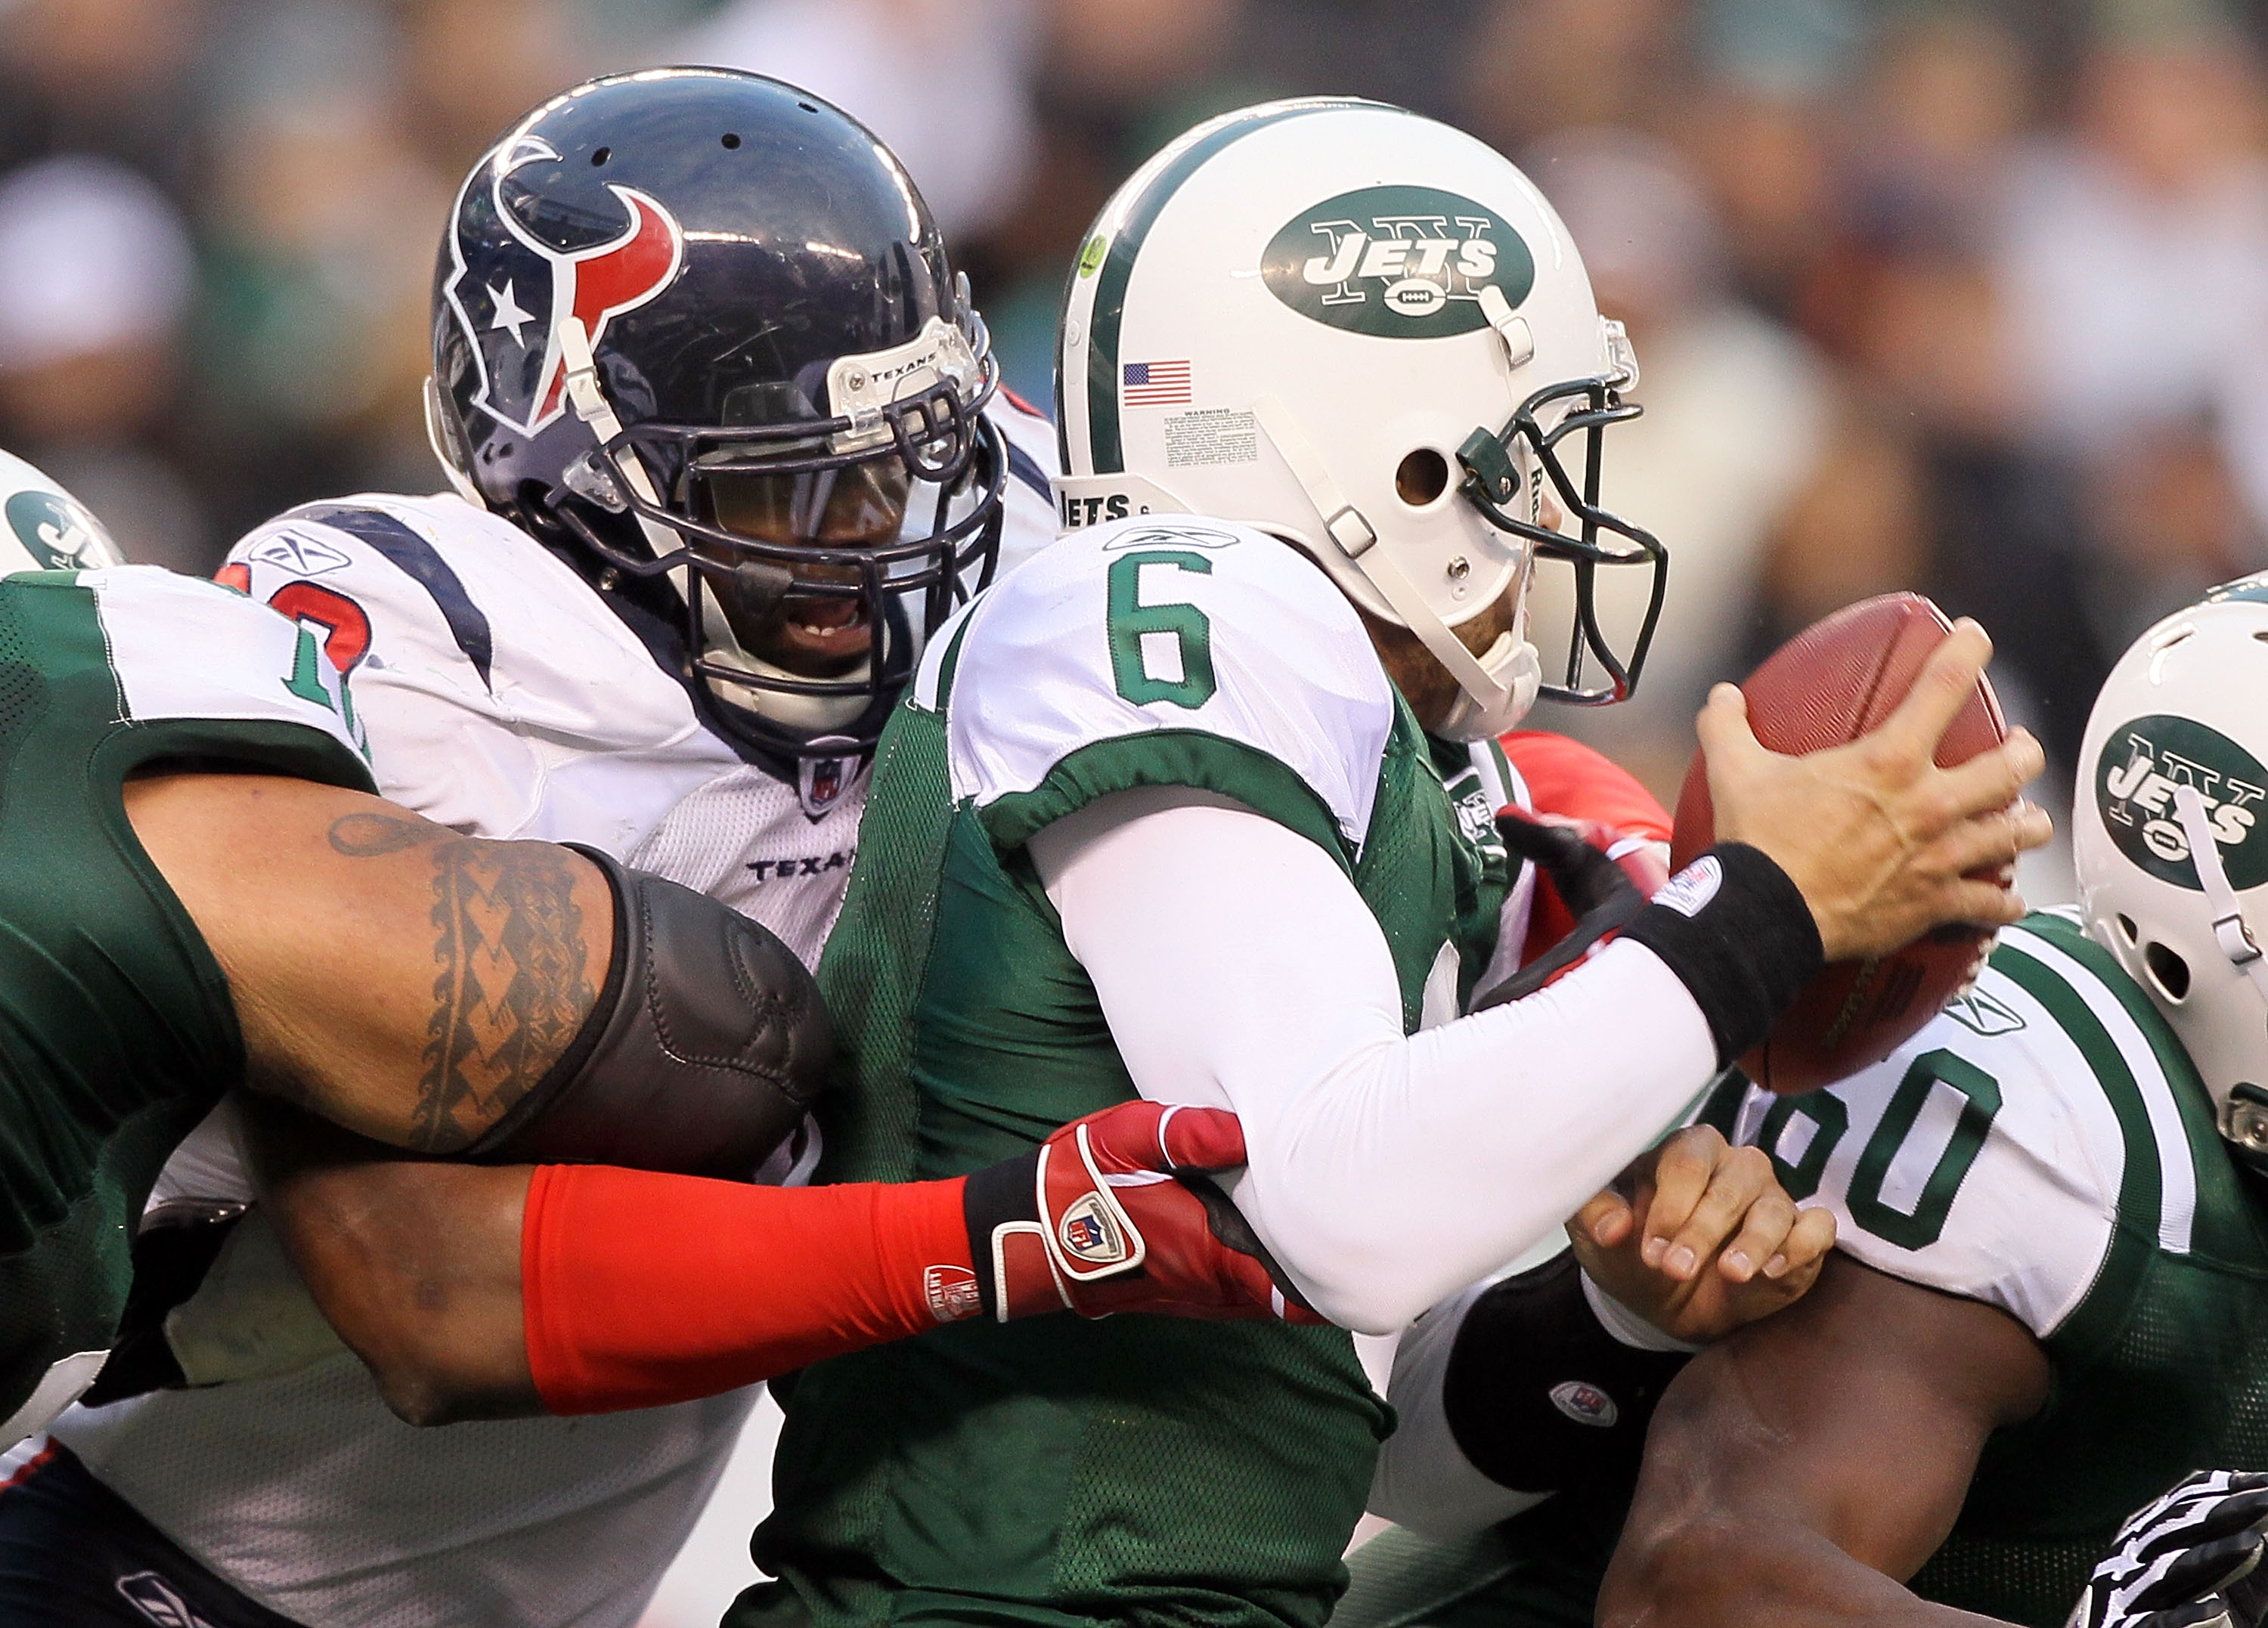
[427,67,1005,763]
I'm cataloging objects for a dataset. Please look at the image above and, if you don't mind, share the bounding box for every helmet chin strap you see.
[423,377,487,507]
[2173,783,2268,1011]
[556,318,686,570]
[1251,393,1537,738]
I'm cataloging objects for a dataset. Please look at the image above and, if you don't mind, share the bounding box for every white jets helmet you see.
[1053,97,1665,741]
[0,450,123,574]
[2076,574,2268,1168]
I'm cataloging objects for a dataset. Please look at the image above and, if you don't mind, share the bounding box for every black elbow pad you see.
[466,845,833,1180]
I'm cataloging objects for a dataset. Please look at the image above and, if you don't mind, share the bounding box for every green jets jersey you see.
[1337,909,2268,1628]
[0,566,370,1444]
[751,518,1524,1628]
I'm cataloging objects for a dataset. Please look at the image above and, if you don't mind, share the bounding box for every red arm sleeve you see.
[522,1165,975,1414]
[1499,731,1673,965]
[1498,730,1672,840]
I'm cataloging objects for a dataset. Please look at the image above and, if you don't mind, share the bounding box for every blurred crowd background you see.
[4,0,2264,857]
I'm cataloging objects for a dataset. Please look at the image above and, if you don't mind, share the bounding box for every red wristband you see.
[522,1166,976,1415]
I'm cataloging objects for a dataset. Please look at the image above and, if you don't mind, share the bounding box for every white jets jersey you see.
[935,511,1535,1020]
[45,399,1061,1628]
[1721,908,2208,1340]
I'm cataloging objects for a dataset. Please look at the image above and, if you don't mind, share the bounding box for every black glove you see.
[2070,1472,2268,1628]
[1472,811,1650,1010]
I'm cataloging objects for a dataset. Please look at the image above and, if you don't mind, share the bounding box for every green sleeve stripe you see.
[928,609,979,720]
[2006,914,2253,1264]
[1990,939,2160,1366]
[976,729,1357,874]
[1080,100,1376,475]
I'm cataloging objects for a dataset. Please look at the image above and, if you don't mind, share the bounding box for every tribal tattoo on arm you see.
[329,813,599,1153]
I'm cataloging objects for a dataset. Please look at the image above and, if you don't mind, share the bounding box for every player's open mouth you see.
[765,591,873,667]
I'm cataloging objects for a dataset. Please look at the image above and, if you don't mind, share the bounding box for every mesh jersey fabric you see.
[754,549,1518,1628]
[0,568,370,1440]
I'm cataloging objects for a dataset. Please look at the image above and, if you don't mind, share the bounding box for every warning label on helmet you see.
[1164,409,1259,469]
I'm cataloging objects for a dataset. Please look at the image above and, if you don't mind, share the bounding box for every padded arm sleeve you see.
[466,846,833,1180]
[1030,793,1719,1333]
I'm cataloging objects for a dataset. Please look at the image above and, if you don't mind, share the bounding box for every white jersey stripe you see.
[2001,923,2196,1255]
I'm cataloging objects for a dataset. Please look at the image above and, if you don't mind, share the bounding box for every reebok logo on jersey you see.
[1944,986,2027,1038]
[1261,185,1537,340]
[115,1572,218,1628]
[246,531,354,577]
[2098,716,2268,892]
[1548,1380,1619,1428]
[744,850,856,882]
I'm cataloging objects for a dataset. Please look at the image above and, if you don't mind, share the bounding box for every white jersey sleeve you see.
[1728,913,2157,1340]
[986,393,1062,583]
[82,566,367,773]
[224,492,732,846]
[947,514,1396,855]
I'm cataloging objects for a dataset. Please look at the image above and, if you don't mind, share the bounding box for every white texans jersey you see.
[43,399,1061,1628]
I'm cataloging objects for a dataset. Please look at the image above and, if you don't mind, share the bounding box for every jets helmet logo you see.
[2098,715,2268,892]
[1261,184,1537,340]
[441,135,686,438]
[4,486,120,570]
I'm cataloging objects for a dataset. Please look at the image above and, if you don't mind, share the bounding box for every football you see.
[1670,593,2009,1095]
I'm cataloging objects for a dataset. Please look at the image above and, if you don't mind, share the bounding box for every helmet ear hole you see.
[1396,447,1452,508]
[2145,940,2193,1002]
[2117,913,2139,944]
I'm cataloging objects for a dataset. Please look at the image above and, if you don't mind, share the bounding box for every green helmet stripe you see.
[1078,98,1383,475]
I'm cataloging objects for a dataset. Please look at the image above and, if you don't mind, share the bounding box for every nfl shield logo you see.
[1057,1193,1128,1265]
[798,744,865,820]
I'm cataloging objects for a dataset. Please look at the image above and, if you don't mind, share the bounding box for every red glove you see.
[1498,731,1672,966]
[966,1099,1322,1323]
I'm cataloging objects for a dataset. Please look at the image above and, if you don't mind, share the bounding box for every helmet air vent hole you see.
[1396,447,1451,507]
[591,147,611,166]
[2117,913,2139,944]
[721,132,742,149]
[2254,631,2268,644]
[798,101,818,113]
[2145,940,2192,1002]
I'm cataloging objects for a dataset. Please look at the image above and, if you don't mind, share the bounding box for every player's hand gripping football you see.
[1699,620,2052,963]
[1566,1124,1836,1346]
[2069,1471,2268,1628]
[963,1100,1324,1323]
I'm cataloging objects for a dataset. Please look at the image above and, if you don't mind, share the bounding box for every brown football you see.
[1671,593,2008,1094]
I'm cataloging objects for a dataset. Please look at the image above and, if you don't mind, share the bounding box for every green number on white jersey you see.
[1760,1048,2003,1249]
[1107,549,1217,709]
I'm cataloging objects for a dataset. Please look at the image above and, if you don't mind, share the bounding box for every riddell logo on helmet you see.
[2098,715,2268,892]
[1260,185,1537,340]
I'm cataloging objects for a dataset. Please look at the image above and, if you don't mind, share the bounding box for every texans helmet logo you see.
[442,134,686,438]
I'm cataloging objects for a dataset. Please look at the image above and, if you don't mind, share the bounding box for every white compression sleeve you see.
[1028,790,1717,1334]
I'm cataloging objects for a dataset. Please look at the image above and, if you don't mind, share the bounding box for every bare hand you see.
[1699,621,2052,962]
[1567,1125,1836,1346]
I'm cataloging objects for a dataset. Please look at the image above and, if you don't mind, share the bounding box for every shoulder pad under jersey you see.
[223,494,719,830]
[944,514,1396,858]
[1730,912,2217,1343]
